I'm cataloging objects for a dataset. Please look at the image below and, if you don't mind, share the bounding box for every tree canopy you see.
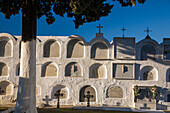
[0,0,146,29]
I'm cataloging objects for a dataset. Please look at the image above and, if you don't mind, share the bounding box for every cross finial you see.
[144,27,152,35]
[121,26,126,37]
[97,24,103,33]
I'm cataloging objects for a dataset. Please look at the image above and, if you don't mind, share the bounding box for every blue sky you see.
[0,0,170,43]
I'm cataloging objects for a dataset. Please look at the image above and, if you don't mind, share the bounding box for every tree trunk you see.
[14,0,37,113]
[14,40,37,113]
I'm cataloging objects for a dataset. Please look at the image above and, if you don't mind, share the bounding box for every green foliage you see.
[0,0,146,29]
[37,0,114,28]
[151,85,160,99]
[117,0,146,7]
[0,0,23,19]
[133,85,140,96]
[164,49,169,54]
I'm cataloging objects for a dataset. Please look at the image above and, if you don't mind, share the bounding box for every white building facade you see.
[0,32,170,110]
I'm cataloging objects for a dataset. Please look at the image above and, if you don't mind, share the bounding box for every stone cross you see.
[0,87,4,94]
[97,24,103,34]
[42,95,52,106]
[121,27,126,37]
[84,91,94,107]
[54,90,63,108]
[144,27,152,35]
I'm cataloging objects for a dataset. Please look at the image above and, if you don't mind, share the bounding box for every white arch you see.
[66,38,85,58]
[89,63,107,79]
[79,85,97,102]
[49,83,70,100]
[43,39,61,57]
[0,80,14,96]
[65,62,82,77]
[0,33,17,57]
[41,62,58,77]
[0,62,9,77]
[139,64,158,81]
[77,82,98,103]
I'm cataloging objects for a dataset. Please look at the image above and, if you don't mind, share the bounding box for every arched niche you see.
[0,81,13,95]
[0,62,8,76]
[79,85,96,102]
[167,94,170,102]
[65,62,81,77]
[67,39,84,58]
[166,68,170,82]
[19,41,21,58]
[43,40,60,57]
[165,91,170,102]
[51,85,68,99]
[0,38,12,57]
[16,63,20,76]
[141,43,156,60]
[89,63,106,79]
[91,42,108,59]
[107,86,123,98]
[140,66,158,81]
[41,62,57,77]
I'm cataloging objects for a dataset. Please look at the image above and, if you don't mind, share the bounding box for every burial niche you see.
[166,68,170,82]
[0,62,8,76]
[43,40,60,57]
[167,94,170,102]
[65,62,81,77]
[79,85,96,102]
[140,66,157,81]
[16,63,20,76]
[113,63,134,79]
[135,86,154,103]
[42,62,57,77]
[143,71,153,80]
[107,86,123,98]
[0,39,11,57]
[141,43,156,60]
[0,81,12,95]
[51,85,68,99]
[91,42,108,59]
[67,39,84,58]
[89,63,106,78]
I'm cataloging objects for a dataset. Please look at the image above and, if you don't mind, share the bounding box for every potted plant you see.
[151,85,160,99]
[164,49,169,54]
[133,85,140,102]
[164,49,169,59]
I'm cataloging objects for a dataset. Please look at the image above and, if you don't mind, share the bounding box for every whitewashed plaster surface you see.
[0,33,170,110]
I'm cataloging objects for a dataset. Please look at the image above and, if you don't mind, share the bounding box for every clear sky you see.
[0,0,170,43]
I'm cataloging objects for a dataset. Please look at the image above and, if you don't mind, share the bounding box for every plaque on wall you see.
[113,63,134,79]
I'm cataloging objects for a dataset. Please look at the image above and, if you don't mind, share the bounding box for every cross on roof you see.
[144,27,152,35]
[97,24,103,33]
[121,26,126,37]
